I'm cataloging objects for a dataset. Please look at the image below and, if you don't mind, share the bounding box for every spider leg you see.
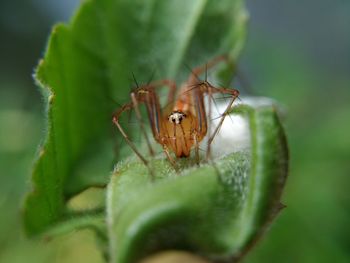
[189,115,200,165]
[136,85,179,171]
[188,55,229,84]
[206,87,213,160]
[112,103,155,179]
[131,92,155,156]
[161,143,178,171]
[193,132,200,166]
[147,79,177,105]
[205,86,239,161]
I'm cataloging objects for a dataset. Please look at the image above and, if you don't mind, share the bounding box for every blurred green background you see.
[0,0,349,262]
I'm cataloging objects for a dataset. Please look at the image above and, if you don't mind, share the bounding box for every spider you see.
[112,55,239,170]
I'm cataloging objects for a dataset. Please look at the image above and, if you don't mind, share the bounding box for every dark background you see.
[0,0,349,262]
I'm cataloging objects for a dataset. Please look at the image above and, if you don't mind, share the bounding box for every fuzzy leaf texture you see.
[23,0,248,236]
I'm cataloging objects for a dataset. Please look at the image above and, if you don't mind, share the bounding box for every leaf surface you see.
[24,0,248,236]
[107,103,288,263]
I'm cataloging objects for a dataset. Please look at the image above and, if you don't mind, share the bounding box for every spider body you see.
[113,56,239,168]
[160,82,207,158]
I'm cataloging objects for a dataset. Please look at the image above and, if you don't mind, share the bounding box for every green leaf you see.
[107,102,288,263]
[23,0,248,236]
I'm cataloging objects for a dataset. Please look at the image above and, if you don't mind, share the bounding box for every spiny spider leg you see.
[188,55,228,84]
[205,85,239,160]
[112,104,149,166]
[182,55,232,163]
[130,74,155,156]
[131,92,155,156]
[193,132,200,165]
[113,79,178,173]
